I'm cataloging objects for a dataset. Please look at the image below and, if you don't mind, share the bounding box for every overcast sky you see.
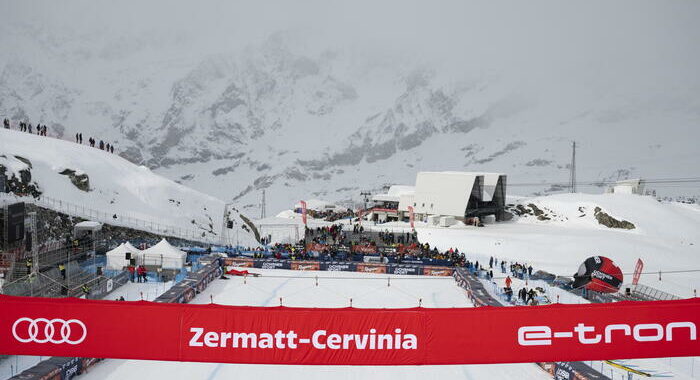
[2,0,700,103]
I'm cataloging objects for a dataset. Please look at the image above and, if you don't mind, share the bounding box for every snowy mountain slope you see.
[418,193,700,297]
[0,2,699,215]
[0,129,258,246]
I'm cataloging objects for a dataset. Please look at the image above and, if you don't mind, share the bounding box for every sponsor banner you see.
[0,296,698,365]
[423,267,454,276]
[356,263,387,274]
[351,245,378,254]
[225,258,255,268]
[396,259,424,265]
[633,259,644,286]
[291,261,320,271]
[301,200,307,225]
[319,262,356,272]
[47,356,83,380]
[553,362,575,380]
[387,265,422,276]
[260,260,291,270]
[306,243,330,253]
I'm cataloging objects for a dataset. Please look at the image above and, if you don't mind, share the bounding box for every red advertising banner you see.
[351,245,378,254]
[356,263,387,274]
[422,267,454,276]
[306,243,329,253]
[0,296,698,365]
[290,262,320,271]
[633,259,644,286]
[300,200,307,225]
[408,206,414,230]
[227,257,255,267]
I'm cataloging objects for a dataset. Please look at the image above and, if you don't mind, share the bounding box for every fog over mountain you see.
[1,0,699,214]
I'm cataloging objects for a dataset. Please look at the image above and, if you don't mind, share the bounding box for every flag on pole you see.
[632,258,644,285]
[300,200,307,226]
[408,206,415,230]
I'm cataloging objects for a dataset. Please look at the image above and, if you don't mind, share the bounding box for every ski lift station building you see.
[370,171,507,224]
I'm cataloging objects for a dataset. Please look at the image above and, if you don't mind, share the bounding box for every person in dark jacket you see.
[504,287,513,302]
[527,288,537,305]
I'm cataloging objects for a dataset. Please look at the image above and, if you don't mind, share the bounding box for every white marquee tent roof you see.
[106,242,142,270]
[141,239,187,269]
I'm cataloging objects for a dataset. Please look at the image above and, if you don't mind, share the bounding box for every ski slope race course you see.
[81,269,551,380]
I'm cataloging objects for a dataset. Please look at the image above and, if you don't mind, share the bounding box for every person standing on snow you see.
[127,264,136,282]
[527,288,536,305]
[136,265,144,283]
[505,275,512,289]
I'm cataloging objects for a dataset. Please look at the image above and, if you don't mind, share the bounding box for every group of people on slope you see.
[2,117,117,154]
[76,132,115,153]
[5,118,48,136]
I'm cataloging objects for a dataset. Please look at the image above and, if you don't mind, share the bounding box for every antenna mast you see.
[261,190,266,219]
[569,141,577,193]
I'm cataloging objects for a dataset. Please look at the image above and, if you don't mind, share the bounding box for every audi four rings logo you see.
[12,318,87,344]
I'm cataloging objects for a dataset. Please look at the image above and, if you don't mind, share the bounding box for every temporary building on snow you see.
[389,172,508,223]
[141,239,187,269]
[106,242,142,270]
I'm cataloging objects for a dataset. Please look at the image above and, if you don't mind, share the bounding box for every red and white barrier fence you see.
[0,295,698,365]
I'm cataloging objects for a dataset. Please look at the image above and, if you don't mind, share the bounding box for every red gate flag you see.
[1,295,698,365]
[408,206,415,229]
[633,258,644,286]
[300,200,307,225]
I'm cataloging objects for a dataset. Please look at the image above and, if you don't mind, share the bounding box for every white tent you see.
[141,239,187,269]
[106,242,142,270]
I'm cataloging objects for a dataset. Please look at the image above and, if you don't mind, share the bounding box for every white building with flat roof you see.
[370,171,507,223]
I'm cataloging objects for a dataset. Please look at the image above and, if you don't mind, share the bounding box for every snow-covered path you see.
[81,269,551,380]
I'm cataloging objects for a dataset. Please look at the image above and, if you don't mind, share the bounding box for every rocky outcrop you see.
[594,207,635,229]
[508,203,558,221]
[0,155,42,197]
[59,169,90,192]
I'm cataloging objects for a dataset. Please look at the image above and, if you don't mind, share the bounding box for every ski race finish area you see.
[0,295,698,365]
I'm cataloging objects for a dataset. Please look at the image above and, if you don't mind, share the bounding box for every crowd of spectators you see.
[303,208,356,222]
[472,256,540,305]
